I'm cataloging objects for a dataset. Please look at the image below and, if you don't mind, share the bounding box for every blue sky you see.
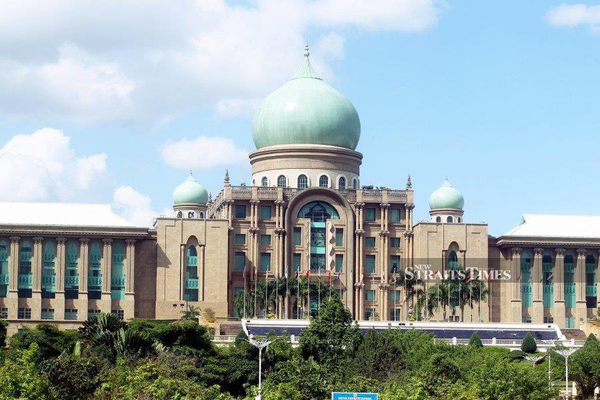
[0,1,599,234]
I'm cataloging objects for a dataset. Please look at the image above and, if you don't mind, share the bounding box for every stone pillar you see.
[554,248,566,328]
[7,237,20,320]
[101,239,113,312]
[31,237,44,320]
[510,247,522,323]
[179,244,186,301]
[575,249,587,327]
[532,248,544,323]
[77,238,89,321]
[124,239,136,320]
[55,237,67,321]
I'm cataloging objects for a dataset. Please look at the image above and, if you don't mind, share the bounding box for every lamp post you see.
[247,336,273,400]
[542,340,554,389]
[555,348,576,398]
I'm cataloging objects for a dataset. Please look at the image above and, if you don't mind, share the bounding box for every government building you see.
[0,46,597,334]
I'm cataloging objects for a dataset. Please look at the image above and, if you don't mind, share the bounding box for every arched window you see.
[18,240,32,297]
[458,217,462,223]
[112,242,125,301]
[352,178,358,189]
[261,177,268,187]
[436,216,442,223]
[0,240,8,298]
[277,175,287,188]
[65,241,79,299]
[297,174,308,189]
[188,211,195,219]
[521,251,532,307]
[543,251,553,308]
[199,212,205,219]
[177,211,183,219]
[42,241,56,299]
[448,250,459,270]
[88,242,102,300]
[185,245,199,301]
[338,176,346,190]
[447,216,454,223]
[319,175,329,188]
[565,252,575,309]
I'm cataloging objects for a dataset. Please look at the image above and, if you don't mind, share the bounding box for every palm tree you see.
[180,305,201,321]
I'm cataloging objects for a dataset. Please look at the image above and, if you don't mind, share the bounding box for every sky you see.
[0,0,600,235]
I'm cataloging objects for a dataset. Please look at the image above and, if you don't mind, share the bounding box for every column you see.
[575,249,587,326]
[55,237,67,321]
[510,247,522,323]
[101,238,113,312]
[125,239,136,320]
[78,238,89,321]
[7,237,20,320]
[532,248,544,323]
[554,248,566,328]
[354,202,364,320]
[31,237,44,320]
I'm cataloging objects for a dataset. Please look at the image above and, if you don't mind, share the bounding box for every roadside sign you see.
[332,393,378,400]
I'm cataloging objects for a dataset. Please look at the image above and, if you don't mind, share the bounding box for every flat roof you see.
[0,202,136,228]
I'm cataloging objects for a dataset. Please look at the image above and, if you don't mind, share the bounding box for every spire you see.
[292,43,322,80]
[406,174,412,189]
[208,192,213,204]
[224,169,230,186]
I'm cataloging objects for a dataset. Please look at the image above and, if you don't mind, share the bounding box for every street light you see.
[525,355,543,366]
[555,348,576,398]
[247,336,273,400]
[542,340,554,390]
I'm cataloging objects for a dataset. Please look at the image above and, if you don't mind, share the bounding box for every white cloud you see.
[112,186,157,227]
[0,0,443,125]
[0,128,108,201]
[546,4,600,33]
[161,136,249,169]
[215,98,261,119]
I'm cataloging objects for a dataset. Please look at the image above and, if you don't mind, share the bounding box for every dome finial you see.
[445,174,448,181]
[304,42,310,59]
[406,174,412,189]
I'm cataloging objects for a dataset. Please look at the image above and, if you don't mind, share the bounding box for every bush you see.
[521,333,537,353]
[468,332,483,347]
[0,318,6,347]
[508,350,526,360]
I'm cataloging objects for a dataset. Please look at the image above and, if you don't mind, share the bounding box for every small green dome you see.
[173,173,208,205]
[429,177,464,210]
[252,47,361,150]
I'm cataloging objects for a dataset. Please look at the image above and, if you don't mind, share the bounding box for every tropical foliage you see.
[0,300,598,399]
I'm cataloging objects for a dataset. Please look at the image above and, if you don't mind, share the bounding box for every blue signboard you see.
[332,393,378,400]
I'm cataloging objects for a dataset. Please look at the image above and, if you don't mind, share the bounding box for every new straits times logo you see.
[404,264,512,281]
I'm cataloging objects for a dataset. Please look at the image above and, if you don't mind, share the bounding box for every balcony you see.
[42,275,56,286]
[186,256,197,266]
[88,276,102,287]
[65,276,79,287]
[185,278,199,289]
[18,274,32,288]
[111,276,125,287]
[586,285,597,297]
[0,274,8,285]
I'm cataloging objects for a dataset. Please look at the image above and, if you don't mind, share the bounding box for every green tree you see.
[9,323,80,359]
[0,317,7,347]
[468,332,483,347]
[40,353,111,399]
[349,329,405,381]
[299,297,361,371]
[521,332,537,353]
[570,336,600,399]
[0,343,50,399]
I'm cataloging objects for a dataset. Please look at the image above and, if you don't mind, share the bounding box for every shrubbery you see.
[1,300,595,399]
[521,332,537,353]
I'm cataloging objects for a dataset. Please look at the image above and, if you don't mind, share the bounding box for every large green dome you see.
[252,48,361,150]
[173,173,208,205]
[429,178,464,210]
